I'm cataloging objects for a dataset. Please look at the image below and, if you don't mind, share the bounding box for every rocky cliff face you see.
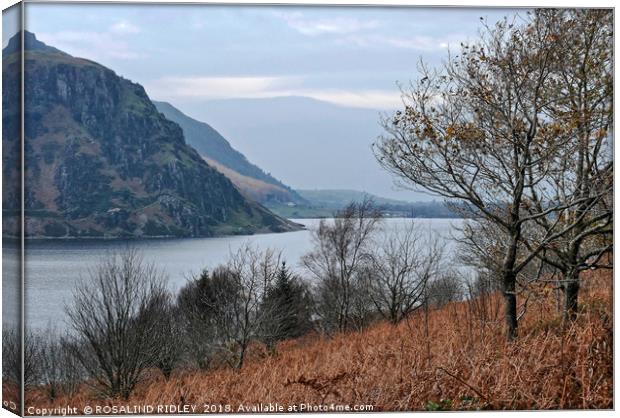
[2,31,297,238]
[2,31,21,238]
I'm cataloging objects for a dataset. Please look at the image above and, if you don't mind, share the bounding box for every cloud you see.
[36,19,143,62]
[274,11,379,36]
[146,76,291,99]
[272,11,460,52]
[38,30,145,60]
[342,33,460,52]
[109,20,140,34]
[145,75,401,110]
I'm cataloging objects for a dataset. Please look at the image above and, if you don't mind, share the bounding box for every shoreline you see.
[1,225,308,243]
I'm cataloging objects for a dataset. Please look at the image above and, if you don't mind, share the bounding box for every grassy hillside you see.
[203,157,300,205]
[22,269,612,411]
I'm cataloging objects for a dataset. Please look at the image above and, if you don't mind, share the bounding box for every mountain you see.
[2,31,298,238]
[172,96,427,202]
[152,101,305,205]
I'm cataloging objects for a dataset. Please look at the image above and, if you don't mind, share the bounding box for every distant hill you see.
[177,96,425,201]
[2,31,297,238]
[297,189,413,209]
[266,189,463,219]
[153,101,305,205]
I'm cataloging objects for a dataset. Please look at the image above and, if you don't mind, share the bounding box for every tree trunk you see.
[564,269,580,322]
[503,271,518,341]
[340,278,350,332]
[161,365,172,380]
[266,339,277,356]
[121,386,131,401]
[235,345,246,370]
[197,355,211,371]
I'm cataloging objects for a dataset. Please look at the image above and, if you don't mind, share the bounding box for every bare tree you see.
[2,328,20,385]
[3,326,77,398]
[56,336,84,398]
[221,245,282,368]
[363,222,443,323]
[181,245,282,370]
[427,269,464,308]
[36,330,63,400]
[302,200,382,334]
[143,291,182,380]
[457,218,557,321]
[36,327,84,400]
[65,249,167,400]
[1,327,35,389]
[374,13,573,339]
[456,220,505,283]
[521,9,613,321]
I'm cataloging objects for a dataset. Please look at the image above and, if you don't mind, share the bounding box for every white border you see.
[0,0,616,9]
[0,2,617,418]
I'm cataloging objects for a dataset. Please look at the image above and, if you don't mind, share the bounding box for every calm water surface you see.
[2,218,463,330]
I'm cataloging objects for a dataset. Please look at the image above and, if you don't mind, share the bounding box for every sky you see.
[5,3,522,200]
[16,4,518,110]
[2,3,20,47]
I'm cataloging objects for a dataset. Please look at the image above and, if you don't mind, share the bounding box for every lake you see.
[2,218,464,331]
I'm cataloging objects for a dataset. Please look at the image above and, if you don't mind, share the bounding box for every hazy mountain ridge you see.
[152,100,305,205]
[2,31,297,238]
